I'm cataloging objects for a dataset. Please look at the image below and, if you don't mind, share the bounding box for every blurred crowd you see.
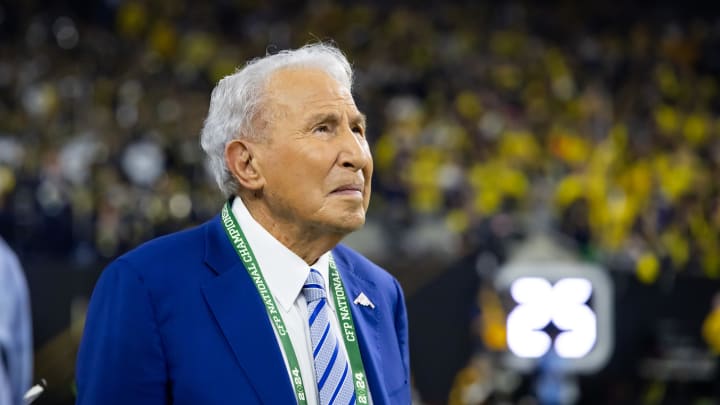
[3,2,720,404]
[1,0,720,285]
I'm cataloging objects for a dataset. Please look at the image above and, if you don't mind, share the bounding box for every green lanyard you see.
[220,202,370,404]
[328,254,370,404]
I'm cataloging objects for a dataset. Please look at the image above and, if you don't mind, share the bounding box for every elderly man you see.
[75,43,410,404]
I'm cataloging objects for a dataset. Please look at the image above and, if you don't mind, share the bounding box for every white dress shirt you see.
[232,197,372,404]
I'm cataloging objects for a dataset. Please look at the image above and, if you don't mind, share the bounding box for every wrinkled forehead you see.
[263,66,355,107]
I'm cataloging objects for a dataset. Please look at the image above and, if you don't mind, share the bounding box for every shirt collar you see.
[231,197,330,312]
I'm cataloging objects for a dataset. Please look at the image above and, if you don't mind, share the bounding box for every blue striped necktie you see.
[303,269,356,405]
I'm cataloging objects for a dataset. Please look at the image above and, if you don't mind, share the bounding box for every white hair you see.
[200,42,354,197]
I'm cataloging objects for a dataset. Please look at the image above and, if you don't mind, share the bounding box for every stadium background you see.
[1,0,720,403]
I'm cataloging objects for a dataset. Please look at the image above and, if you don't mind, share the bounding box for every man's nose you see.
[338,126,371,171]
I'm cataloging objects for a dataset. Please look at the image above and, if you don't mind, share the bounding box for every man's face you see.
[252,67,373,236]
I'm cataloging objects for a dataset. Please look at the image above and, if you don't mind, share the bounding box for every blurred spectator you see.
[0,237,32,405]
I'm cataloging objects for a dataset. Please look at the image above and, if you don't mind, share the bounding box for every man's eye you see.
[314,125,330,133]
[352,126,365,136]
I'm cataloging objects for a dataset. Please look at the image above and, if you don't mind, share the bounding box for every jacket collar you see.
[201,213,296,403]
[330,247,390,404]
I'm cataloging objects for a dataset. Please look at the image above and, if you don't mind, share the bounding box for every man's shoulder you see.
[332,243,396,286]
[0,237,20,268]
[332,243,379,268]
[0,237,24,287]
[111,216,217,277]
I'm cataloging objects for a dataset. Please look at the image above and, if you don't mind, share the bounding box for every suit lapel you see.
[332,249,390,405]
[201,215,296,404]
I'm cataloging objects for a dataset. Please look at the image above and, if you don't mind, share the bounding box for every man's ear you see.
[225,139,265,191]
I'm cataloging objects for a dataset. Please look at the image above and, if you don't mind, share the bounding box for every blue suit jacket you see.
[76,214,410,404]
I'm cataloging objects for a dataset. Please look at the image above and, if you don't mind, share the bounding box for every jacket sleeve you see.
[76,258,168,404]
